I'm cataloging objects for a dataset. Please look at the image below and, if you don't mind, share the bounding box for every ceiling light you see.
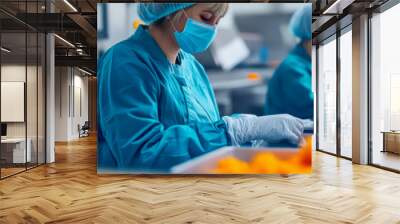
[78,67,93,76]
[63,0,78,12]
[54,34,75,48]
[1,47,11,53]
[323,0,354,15]
[76,48,85,55]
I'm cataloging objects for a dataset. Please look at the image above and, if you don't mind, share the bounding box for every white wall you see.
[1,65,25,129]
[72,73,89,138]
[1,65,25,81]
[54,67,89,141]
[1,65,37,138]
[55,66,69,141]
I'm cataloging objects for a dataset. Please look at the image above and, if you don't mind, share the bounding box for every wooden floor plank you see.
[1,135,400,223]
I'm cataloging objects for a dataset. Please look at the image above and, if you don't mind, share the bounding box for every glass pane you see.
[38,32,45,165]
[1,1,46,178]
[27,31,38,169]
[312,46,317,151]
[340,30,352,158]
[1,30,27,177]
[27,0,40,169]
[317,38,337,154]
[371,4,400,171]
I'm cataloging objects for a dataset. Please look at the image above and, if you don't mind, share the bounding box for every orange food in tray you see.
[215,156,252,174]
[214,136,312,174]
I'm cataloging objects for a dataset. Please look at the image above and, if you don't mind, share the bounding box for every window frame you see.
[315,20,353,161]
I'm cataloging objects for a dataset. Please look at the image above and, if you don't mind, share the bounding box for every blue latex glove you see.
[252,119,313,148]
[223,114,304,146]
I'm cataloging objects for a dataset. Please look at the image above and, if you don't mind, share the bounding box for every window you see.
[0,1,46,179]
[370,2,400,171]
[339,28,352,158]
[317,37,337,154]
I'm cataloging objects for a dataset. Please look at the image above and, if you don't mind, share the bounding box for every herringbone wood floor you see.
[1,134,400,224]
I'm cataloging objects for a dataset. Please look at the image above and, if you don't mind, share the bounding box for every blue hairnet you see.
[138,3,195,24]
[289,4,312,40]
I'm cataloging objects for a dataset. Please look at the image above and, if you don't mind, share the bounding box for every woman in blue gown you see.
[265,5,314,120]
[98,3,305,172]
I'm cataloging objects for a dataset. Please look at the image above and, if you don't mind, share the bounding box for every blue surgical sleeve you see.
[98,54,229,171]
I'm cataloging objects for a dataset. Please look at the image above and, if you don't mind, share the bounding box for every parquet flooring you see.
[1,167,26,178]
[1,134,400,223]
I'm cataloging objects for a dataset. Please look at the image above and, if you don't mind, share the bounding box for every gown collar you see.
[292,42,311,63]
[130,25,185,74]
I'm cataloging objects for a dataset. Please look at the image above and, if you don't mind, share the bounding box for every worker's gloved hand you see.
[223,114,304,146]
[301,119,314,130]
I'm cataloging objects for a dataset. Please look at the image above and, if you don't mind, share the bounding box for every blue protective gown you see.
[265,43,313,120]
[97,25,230,172]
